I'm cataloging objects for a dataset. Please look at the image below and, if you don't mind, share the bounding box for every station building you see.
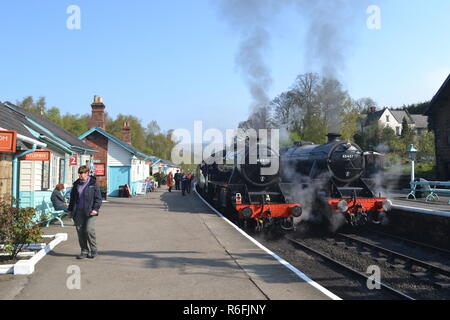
[1,95,180,206]
[79,96,154,197]
[0,101,96,208]
[425,74,450,179]
[148,156,180,176]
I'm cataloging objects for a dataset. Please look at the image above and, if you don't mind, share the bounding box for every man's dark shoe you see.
[88,251,98,259]
[76,253,88,259]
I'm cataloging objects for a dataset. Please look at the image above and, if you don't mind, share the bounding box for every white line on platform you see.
[0,233,68,275]
[393,205,450,218]
[194,187,342,301]
[13,233,68,275]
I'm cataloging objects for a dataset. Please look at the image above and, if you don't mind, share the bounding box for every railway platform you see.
[388,190,450,217]
[0,189,335,300]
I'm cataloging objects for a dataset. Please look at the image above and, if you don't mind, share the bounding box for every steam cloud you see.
[217,0,370,117]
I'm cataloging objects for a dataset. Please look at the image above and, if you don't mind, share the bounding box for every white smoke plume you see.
[216,0,370,120]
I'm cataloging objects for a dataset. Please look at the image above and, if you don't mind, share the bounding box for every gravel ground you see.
[348,229,450,272]
[297,237,447,300]
[250,221,450,300]
[252,233,402,300]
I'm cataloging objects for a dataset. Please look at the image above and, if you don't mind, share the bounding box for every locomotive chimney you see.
[122,121,132,145]
[90,95,106,130]
[327,133,342,143]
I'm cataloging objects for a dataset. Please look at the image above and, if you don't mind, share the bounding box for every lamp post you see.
[406,144,418,186]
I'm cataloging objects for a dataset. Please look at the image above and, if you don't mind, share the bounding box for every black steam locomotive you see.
[197,143,302,232]
[280,133,392,226]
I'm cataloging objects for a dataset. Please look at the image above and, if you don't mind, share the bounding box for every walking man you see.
[186,172,192,194]
[174,170,180,190]
[181,173,190,196]
[68,166,103,259]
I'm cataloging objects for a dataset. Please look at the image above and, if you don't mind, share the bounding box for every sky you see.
[0,0,449,137]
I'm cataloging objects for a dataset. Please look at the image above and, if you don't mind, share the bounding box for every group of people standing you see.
[166,170,193,196]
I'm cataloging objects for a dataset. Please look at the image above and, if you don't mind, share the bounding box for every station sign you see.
[69,154,78,166]
[19,150,51,161]
[94,163,106,176]
[145,161,153,165]
[0,130,17,153]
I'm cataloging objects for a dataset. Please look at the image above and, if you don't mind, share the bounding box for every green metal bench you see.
[41,201,67,227]
[407,181,450,204]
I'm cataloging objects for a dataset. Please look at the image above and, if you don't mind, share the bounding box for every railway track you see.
[334,233,450,289]
[197,185,449,298]
[367,229,450,256]
[285,236,415,300]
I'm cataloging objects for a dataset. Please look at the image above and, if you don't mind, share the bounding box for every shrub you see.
[0,199,43,260]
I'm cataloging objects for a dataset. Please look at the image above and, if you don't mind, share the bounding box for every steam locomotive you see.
[280,133,392,227]
[196,143,302,232]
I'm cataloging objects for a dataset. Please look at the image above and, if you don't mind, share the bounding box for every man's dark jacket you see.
[68,176,102,216]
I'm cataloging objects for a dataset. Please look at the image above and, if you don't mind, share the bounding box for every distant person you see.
[146,177,153,193]
[167,172,174,192]
[181,173,190,196]
[51,184,69,212]
[68,165,102,260]
[186,172,193,194]
[174,170,180,190]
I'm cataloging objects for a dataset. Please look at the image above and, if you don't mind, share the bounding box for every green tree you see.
[416,130,435,161]
[302,113,327,144]
[106,114,149,154]
[401,117,415,146]
[340,108,360,141]
[145,122,177,160]
[46,107,64,127]
[62,114,90,137]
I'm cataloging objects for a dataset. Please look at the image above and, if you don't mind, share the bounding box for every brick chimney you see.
[122,121,132,145]
[369,106,377,114]
[90,96,105,130]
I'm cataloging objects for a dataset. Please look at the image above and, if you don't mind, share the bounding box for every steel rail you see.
[285,236,415,300]
[336,233,450,278]
[367,229,450,256]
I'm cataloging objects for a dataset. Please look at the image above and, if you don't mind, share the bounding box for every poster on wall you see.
[94,163,105,176]
[19,150,51,161]
[0,130,17,153]
[136,182,146,195]
[69,154,78,165]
